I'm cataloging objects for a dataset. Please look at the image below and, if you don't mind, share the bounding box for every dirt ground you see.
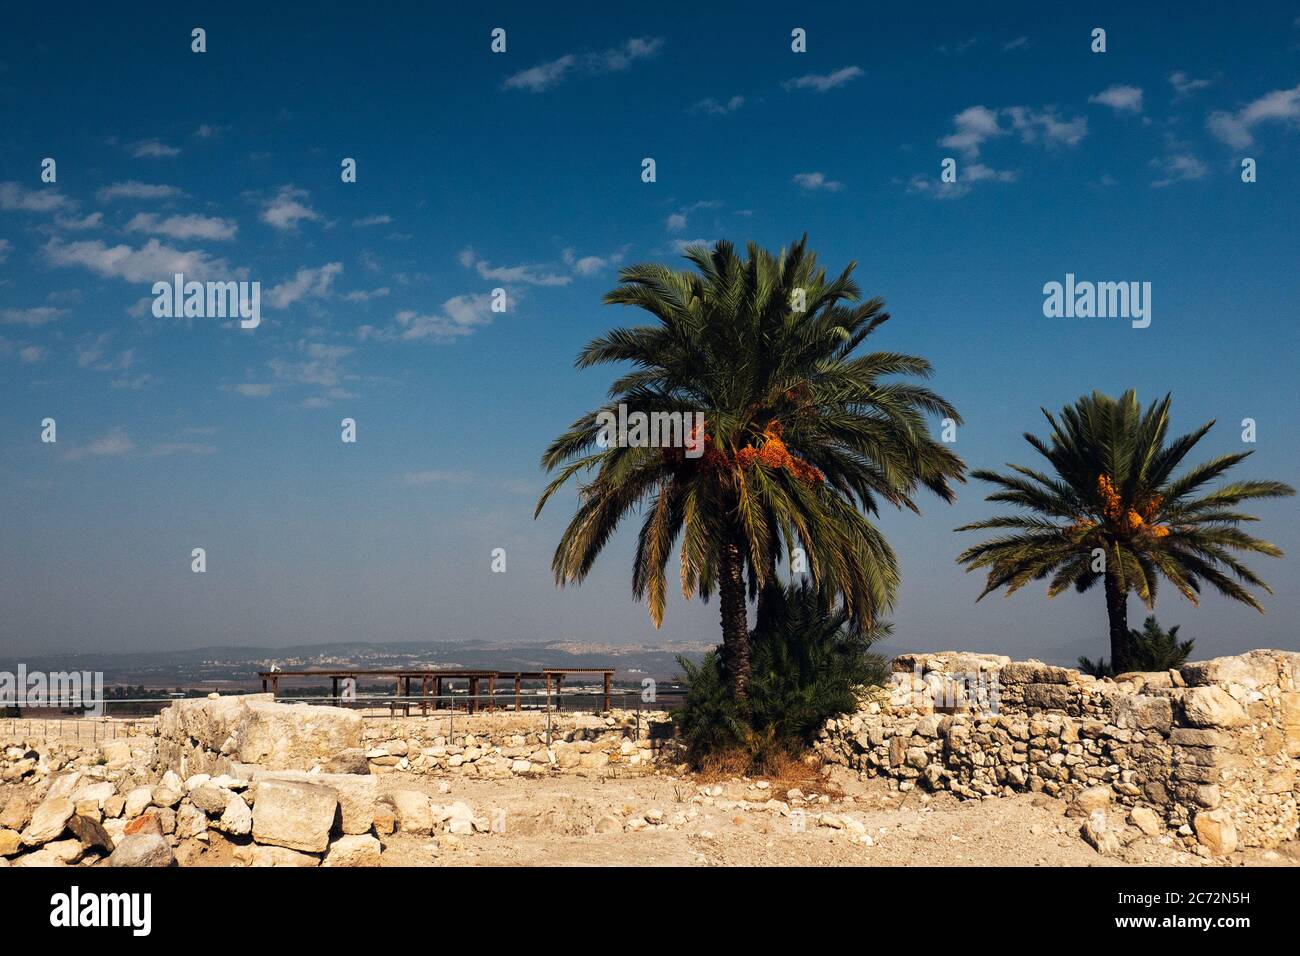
[369,770,1300,868]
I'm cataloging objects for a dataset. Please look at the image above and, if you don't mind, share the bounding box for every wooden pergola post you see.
[603,671,612,712]
[554,674,563,712]
[421,675,430,716]
[468,677,479,714]
[487,675,496,713]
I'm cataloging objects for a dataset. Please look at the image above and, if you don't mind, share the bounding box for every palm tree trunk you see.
[1103,571,1131,672]
[718,536,751,700]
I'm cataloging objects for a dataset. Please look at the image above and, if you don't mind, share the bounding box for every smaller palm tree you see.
[673,581,889,769]
[957,390,1294,671]
[1078,615,1195,677]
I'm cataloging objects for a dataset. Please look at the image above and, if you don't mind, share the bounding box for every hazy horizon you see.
[3,2,1298,663]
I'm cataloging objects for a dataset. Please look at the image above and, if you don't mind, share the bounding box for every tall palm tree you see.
[956,390,1294,671]
[537,237,965,700]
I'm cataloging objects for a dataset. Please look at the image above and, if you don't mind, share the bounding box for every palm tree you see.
[1078,614,1194,677]
[536,237,965,700]
[957,390,1294,671]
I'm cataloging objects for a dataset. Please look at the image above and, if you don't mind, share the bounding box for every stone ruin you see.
[158,693,669,780]
[814,649,1300,856]
[1,692,671,867]
[3,651,1298,866]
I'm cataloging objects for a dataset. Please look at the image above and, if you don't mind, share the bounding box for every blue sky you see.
[2,2,1298,662]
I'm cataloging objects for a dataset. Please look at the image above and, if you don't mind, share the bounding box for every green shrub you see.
[673,582,889,768]
[1078,615,1195,678]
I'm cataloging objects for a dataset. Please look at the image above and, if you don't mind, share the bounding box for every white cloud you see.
[0,238,9,262]
[268,341,353,387]
[18,345,46,364]
[964,163,1017,183]
[1151,153,1208,188]
[344,286,391,302]
[0,181,73,212]
[940,104,1086,158]
[53,212,104,231]
[689,95,745,115]
[195,124,229,139]
[562,248,622,276]
[266,262,343,309]
[793,171,844,192]
[43,237,229,283]
[591,36,664,72]
[229,383,275,397]
[63,425,210,458]
[111,373,157,390]
[1169,71,1211,99]
[352,214,393,227]
[502,37,663,92]
[97,181,183,201]
[1,306,65,326]
[130,139,181,158]
[662,200,721,234]
[908,175,969,200]
[1004,106,1088,148]
[76,332,134,371]
[1002,37,1030,51]
[780,65,863,92]
[64,426,136,460]
[908,163,1016,200]
[571,256,612,276]
[940,106,1004,157]
[126,212,237,241]
[260,185,323,230]
[1207,84,1300,148]
[666,238,716,254]
[502,54,577,92]
[782,66,863,93]
[457,248,570,286]
[1089,85,1144,114]
[298,387,355,408]
[390,293,496,341]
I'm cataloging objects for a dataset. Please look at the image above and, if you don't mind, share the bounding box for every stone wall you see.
[155,695,671,780]
[358,711,666,777]
[814,649,1300,855]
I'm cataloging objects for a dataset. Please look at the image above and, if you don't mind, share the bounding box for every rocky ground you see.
[4,727,1298,868]
[355,769,1300,868]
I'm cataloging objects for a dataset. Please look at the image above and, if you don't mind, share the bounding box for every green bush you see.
[1078,615,1195,678]
[673,582,889,768]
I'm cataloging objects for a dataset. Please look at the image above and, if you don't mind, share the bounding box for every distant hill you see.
[0,639,716,687]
